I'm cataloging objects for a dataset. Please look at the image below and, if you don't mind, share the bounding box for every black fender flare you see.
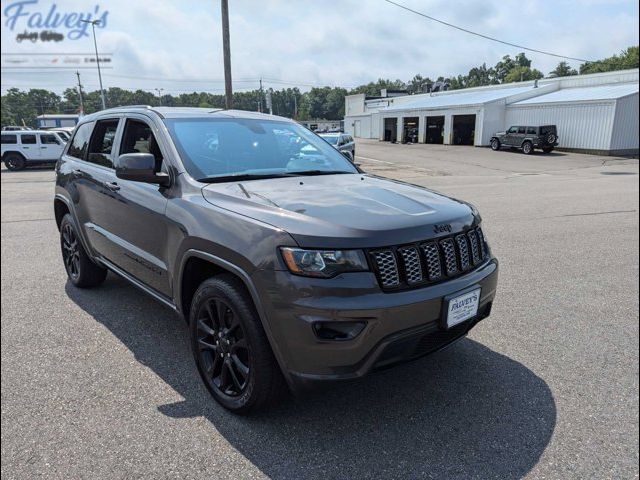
[176,249,293,386]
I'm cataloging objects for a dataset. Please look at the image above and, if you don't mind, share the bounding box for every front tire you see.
[190,274,286,414]
[522,141,533,155]
[490,138,501,151]
[60,214,108,288]
[4,153,26,171]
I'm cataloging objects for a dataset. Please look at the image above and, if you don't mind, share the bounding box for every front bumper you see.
[252,258,498,391]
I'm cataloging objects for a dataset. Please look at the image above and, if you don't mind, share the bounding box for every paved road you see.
[1,143,638,479]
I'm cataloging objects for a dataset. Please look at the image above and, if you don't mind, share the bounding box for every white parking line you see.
[355,155,395,165]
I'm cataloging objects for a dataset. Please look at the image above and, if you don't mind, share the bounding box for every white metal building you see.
[344,69,639,155]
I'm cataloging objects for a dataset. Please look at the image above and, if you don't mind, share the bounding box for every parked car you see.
[54,106,498,414]
[2,130,67,170]
[491,125,558,154]
[318,132,355,160]
[2,125,31,131]
[46,127,75,142]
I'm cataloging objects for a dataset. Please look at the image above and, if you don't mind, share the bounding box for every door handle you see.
[103,181,120,191]
[40,146,47,149]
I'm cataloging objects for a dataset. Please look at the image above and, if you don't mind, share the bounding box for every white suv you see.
[1,130,67,170]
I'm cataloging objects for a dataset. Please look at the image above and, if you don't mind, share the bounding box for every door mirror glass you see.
[115,153,170,185]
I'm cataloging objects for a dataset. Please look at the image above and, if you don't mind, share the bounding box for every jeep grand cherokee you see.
[54,106,499,414]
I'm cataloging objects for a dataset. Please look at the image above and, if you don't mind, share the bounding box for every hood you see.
[201,174,476,248]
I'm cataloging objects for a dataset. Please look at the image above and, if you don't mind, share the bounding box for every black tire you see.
[542,147,554,154]
[60,214,108,288]
[190,274,286,414]
[4,153,26,171]
[490,138,501,151]
[522,141,533,155]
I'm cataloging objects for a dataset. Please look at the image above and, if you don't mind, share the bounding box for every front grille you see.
[369,226,489,291]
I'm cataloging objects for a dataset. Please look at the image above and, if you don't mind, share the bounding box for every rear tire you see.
[522,141,533,155]
[190,274,286,414]
[490,138,501,151]
[4,153,26,171]
[60,214,108,288]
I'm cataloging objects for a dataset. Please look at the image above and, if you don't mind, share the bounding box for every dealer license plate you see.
[445,288,481,328]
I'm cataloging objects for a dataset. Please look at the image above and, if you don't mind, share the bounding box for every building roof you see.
[512,83,639,105]
[383,85,536,111]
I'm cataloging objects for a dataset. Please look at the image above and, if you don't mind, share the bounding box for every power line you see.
[383,0,593,63]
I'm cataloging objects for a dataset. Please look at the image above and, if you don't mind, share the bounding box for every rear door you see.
[38,132,65,160]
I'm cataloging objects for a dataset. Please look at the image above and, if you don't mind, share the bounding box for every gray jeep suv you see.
[54,106,499,414]
[491,125,558,154]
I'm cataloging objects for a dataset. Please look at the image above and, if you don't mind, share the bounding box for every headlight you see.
[280,247,369,278]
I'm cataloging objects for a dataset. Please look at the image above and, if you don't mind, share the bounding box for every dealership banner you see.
[2,0,113,68]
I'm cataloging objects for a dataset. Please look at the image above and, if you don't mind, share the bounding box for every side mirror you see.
[115,153,170,186]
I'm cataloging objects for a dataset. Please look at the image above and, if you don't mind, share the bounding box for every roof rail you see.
[101,105,153,110]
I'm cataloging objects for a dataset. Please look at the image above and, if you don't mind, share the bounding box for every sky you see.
[1,0,639,95]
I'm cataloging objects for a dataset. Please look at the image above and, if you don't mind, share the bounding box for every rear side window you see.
[40,134,61,145]
[87,119,120,168]
[526,127,537,134]
[21,134,37,144]
[67,122,94,160]
[1,134,17,144]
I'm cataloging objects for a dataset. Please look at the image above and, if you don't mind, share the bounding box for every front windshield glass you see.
[164,118,358,181]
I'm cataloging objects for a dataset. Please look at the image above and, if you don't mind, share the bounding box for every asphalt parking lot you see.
[1,141,638,479]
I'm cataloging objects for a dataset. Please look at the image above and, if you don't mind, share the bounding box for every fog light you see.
[313,321,366,341]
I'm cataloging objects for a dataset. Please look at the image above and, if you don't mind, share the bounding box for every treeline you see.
[2,47,637,127]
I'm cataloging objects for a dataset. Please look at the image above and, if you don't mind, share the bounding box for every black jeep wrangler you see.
[491,125,558,154]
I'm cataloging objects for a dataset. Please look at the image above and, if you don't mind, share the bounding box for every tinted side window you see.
[526,127,537,134]
[1,134,17,144]
[120,119,163,172]
[517,127,526,134]
[40,134,61,145]
[67,122,94,160]
[87,119,119,168]
[507,126,518,134]
[21,134,37,144]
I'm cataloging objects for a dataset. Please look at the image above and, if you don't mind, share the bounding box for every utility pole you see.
[258,77,263,112]
[154,88,164,106]
[221,0,233,109]
[76,70,85,115]
[81,19,106,110]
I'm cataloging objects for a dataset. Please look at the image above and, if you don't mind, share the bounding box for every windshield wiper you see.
[198,170,353,183]
[197,173,292,183]
[285,170,352,176]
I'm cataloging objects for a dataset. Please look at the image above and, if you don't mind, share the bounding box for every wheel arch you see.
[54,196,70,230]
[1,150,26,161]
[176,249,293,385]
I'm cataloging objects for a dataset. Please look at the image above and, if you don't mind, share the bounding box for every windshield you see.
[164,118,358,181]
[320,135,339,145]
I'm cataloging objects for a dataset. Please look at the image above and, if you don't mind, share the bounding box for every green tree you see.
[504,66,544,83]
[549,61,578,77]
[580,46,639,74]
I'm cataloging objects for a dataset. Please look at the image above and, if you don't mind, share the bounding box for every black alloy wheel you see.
[59,213,107,288]
[4,154,26,171]
[61,222,81,281]
[195,297,251,397]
